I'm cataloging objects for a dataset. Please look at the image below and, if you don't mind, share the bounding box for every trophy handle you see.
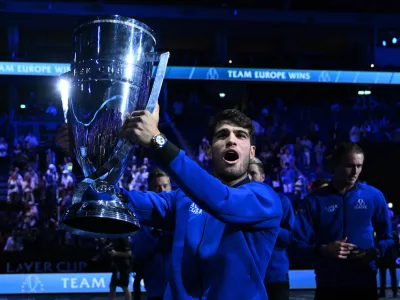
[146,52,170,114]
[71,52,170,204]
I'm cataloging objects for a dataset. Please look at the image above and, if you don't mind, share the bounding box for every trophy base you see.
[60,200,140,238]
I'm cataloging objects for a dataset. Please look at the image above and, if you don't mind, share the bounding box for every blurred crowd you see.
[0,93,399,259]
[0,132,157,254]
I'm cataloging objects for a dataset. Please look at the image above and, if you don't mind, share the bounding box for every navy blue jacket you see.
[292,183,393,288]
[131,227,172,298]
[123,147,283,299]
[264,193,295,284]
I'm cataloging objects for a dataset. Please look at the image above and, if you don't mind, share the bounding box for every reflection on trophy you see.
[59,16,170,238]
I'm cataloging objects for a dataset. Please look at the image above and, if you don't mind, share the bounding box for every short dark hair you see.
[249,158,264,174]
[207,109,255,145]
[332,142,364,167]
[148,168,169,185]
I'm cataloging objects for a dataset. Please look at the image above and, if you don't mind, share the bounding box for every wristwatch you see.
[151,133,168,150]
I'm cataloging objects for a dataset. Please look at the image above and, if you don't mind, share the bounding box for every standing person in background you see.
[132,169,173,300]
[292,142,393,300]
[248,157,265,183]
[248,158,295,300]
[108,238,132,300]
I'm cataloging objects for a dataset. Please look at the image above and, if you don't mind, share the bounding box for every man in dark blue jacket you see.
[132,169,173,300]
[248,158,294,300]
[292,142,393,300]
[119,107,283,299]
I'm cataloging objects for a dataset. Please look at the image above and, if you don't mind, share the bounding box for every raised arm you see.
[120,105,281,229]
[123,189,176,230]
[156,143,282,229]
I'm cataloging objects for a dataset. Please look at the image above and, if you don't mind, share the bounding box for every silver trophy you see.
[59,16,169,238]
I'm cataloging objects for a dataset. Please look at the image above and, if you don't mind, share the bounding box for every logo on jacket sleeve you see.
[189,203,203,215]
[354,199,367,210]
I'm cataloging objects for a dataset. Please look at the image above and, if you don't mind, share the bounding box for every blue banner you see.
[0,270,397,294]
[0,273,146,294]
[0,61,399,85]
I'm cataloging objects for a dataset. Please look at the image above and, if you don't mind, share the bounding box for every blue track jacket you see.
[291,183,393,288]
[120,143,283,300]
[131,227,172,298]
[264,193,295,284]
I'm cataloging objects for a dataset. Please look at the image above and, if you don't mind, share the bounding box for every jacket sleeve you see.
[156,142,282,229]
[290,197,317,264]
[373,191,394,257]
[274,194,295,248]
[121,189,176,230]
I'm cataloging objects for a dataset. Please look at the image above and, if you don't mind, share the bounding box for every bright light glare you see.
[59,79,70,123]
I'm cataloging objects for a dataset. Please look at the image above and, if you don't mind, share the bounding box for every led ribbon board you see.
[0,62,398,84]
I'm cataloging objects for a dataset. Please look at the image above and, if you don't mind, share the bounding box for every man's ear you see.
[250,146,256,159]
[207,145,212,158]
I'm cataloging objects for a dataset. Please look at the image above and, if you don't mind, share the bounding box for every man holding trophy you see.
[57,16,283,299]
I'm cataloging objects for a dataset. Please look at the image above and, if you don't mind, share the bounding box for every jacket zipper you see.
[196,215,208,299]
[342,194,347,239]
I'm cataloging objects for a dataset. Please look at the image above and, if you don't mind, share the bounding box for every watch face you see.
[155,135,165,145]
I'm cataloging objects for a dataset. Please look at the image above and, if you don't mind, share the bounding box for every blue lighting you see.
[392,37,397,44]
[3,61,400,85]
[0,270,398,294]
[382,40,387,47]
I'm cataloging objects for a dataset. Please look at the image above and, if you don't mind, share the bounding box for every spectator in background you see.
[43,164,59,221]
[3,230,23,252]
[7,170,22,204]
[45,148,56,167]
[300,136,312,169]
[294,173,308,200]
[280,147,295,169]
[24,133,38,150]
[13,142,27,170]
[280,163,296,194]
[314,140,326,167]
[17,201,39,229]
[142,157,151,169]
[349,125,361,143]
[271,167,281,191]
[197,137,210,168]
[21,173,35,203]
[132,166,149,191]
[0,137,8,157]
[46,101,58,117]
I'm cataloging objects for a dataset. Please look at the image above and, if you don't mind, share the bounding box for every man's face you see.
[211,123,255,183]
[153,176,172,193]
[248,164,265,183]
[334,151,364,185]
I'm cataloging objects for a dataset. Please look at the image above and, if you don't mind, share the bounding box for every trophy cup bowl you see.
[59,16,169,238]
